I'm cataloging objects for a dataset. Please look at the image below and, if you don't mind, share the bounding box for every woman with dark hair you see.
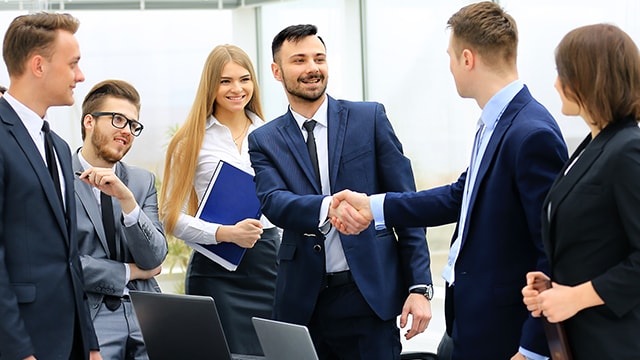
[522,24,640,359]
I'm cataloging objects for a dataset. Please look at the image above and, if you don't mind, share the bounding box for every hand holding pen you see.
[75,168,137,213]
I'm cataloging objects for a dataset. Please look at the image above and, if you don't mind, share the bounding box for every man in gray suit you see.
[74,79,167,359]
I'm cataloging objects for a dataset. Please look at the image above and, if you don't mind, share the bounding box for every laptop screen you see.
[130,291,263,360]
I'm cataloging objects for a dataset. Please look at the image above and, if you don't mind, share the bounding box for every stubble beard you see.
[284,73,327,103]
[91,129,129,165]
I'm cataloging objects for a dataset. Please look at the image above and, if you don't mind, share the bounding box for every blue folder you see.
[190,161,262,271]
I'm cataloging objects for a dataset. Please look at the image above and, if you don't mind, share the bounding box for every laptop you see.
[129,291,264,360]
[251,317,319,360]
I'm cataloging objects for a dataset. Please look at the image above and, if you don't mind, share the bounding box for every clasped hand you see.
[521,271,582,323]
[328,190,373,235]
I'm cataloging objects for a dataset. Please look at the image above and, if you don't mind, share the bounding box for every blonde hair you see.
[159,44,263,235]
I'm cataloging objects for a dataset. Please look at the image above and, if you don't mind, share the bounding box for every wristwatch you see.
[409,285,434,301]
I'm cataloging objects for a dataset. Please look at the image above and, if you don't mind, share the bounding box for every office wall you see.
[1,1,639,186]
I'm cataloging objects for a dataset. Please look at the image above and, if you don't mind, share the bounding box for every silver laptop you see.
[130,291,263,360]
[251,317,319,360]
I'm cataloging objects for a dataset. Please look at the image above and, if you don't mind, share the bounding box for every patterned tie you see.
[303,120,321,187]
[41,121,63,208]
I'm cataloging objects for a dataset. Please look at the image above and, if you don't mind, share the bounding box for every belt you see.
[323,270,354,288]
[103,294,130,311]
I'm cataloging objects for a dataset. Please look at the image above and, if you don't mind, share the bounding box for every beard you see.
[282,72,327,102]
[91,128,130,164]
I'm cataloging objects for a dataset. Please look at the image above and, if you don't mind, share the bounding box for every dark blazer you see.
[543,118,640,359]
[0,98,98,359]
[383,87,567,359]
[73,152,167,319]
[248,95,431,325]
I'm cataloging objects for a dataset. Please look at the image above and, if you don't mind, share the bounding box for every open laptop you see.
[130,291,264,360]
[251,317,319,360]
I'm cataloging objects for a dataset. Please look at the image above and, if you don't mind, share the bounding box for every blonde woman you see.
[160,45,279,356]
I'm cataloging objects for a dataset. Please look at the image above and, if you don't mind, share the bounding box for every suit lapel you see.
[73,152,111,256]
[327,96,347,192]
[277,111,322,193]
[546,120,628,225]
[0,100,68,240]
[464,90,527,225]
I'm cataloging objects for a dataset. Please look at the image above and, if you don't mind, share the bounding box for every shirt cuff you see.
[519,346,549,360]
[122,205,140,227]
[123,263,131,296]
[319,196,332,225]
[409,284,428,291]
[370,193,386,230]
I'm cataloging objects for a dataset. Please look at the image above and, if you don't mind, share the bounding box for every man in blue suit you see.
[332,2,568,360]
[0,13,100,359]
[248,24,433,359]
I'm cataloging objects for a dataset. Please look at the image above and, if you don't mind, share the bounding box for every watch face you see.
[426,285,434,300]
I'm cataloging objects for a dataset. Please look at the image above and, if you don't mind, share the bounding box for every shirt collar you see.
[481,79,523,129]
[2,91,49,136]
[77,148,117,171]
[205,109,262,129]
[290,94,328,130]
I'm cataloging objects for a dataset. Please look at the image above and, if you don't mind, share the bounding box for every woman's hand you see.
[217,218,263,248]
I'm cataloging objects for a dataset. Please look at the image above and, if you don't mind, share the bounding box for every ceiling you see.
[0,0,288,11]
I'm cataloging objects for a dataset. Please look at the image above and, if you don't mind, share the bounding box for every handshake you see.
[328,190,375,235]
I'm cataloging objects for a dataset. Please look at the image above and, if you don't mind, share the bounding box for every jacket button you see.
[313,244,322,253]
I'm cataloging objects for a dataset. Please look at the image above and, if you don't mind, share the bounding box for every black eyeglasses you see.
[90,112,144,137]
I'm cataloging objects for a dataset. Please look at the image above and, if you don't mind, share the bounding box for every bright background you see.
[2,0,639,353]
[2,0,639,187]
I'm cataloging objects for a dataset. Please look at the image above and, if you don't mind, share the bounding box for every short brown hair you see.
[3,12,80,77]
[81,79,141,140]
[556,24,640,128]
[447,1,518,67]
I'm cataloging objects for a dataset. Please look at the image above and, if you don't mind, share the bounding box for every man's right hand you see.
[330,190,373,235]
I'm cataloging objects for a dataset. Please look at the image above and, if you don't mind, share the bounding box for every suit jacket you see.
[543,118,640,359]
[0,98,98,359]
[73,152,167,319]
[383,87,568,359]
[248,95,431,325]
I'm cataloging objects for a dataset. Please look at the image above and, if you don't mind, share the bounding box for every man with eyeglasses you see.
[74,79,167,360]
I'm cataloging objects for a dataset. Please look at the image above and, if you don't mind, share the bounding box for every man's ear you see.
[462,48,475,70]
[31,54,45,78]
[83,113,94,132]
[271,62,282,82]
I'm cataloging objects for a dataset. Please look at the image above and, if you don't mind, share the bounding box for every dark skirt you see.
[185,227,279,356]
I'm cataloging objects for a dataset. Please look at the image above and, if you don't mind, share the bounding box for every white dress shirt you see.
[172,111,274,245]
[290,96,349,273]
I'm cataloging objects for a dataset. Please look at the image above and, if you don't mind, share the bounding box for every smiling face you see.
[41,30,85,107]
[84,96,138,166]
[213,61,254,118]
[272,35,328,106]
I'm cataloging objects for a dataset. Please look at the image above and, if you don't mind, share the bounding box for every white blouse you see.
[172,111,274,245]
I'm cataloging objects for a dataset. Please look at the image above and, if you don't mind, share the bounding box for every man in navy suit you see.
[0,13,100,359]
[332,2,568,360]
[248,24,433,359]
